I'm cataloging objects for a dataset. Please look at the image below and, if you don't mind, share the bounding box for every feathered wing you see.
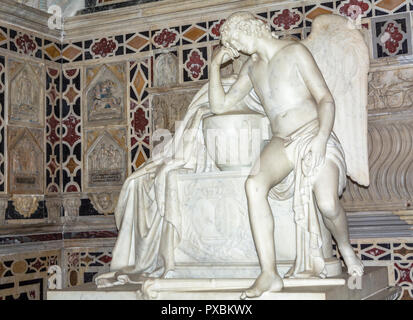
[302,14,370,186]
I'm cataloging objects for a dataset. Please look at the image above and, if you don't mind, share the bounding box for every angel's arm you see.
[209,48,253,114]
[295,44,335,143]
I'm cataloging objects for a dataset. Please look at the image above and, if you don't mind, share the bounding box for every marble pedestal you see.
[47,267,400,300]
[170,170,341,278]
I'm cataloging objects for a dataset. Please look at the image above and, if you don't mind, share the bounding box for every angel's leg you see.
[241,137,294,299]
[313,160,364,277]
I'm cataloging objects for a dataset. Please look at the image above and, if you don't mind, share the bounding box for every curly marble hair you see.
[220,12,272,48]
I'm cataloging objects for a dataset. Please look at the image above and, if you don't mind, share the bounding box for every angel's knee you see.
[316,195,341,220]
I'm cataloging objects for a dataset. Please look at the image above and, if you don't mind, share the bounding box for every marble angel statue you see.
[96,12,370,299]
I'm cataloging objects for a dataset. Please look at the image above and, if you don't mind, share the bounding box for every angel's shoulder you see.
[280,41,310,56]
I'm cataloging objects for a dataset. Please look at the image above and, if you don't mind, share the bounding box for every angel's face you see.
[226,34,256,55]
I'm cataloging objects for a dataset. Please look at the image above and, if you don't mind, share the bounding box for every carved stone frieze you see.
[85,63,126,126]
[85,129,127,191]
[368,67,413,113]
[342,118,413,211]
[8,127,44,194]
[8,59,44,126]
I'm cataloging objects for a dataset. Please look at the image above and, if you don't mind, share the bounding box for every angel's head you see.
[220,12,272,55]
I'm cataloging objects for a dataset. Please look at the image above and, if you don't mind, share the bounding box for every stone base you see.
[168,258,342,279]
[48,267,399,300]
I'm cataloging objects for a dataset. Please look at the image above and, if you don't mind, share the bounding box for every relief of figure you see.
[16,69,35,108]
[91,80,122,113]
[90,140,123,173]
[13,140,37,175]
[96,13,370,300]
[11,67,39,122]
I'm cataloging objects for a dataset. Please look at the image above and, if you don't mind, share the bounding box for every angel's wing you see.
[302,14,370,186]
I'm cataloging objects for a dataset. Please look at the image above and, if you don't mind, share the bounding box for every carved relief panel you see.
[152,90,197,138]
[153,52,179,87]
[8,59,44,126]
[8,127,44,194]
[84,128,127,191]
[368,67,413,112]
[84,63,126,126]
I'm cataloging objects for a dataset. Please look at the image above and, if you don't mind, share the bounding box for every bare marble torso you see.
[245,41,319,138]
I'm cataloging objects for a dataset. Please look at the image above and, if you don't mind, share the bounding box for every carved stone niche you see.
[85,63,126,126]
[89,192,119,215]
[9,59,44,126]
[153,52,179,88]
[85,131,127,191]
[8,127,44,194]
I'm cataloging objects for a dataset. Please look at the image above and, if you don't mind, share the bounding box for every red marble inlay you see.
[47,114,59,145]
[131,137,138,147]
[48,185,58,193]
[67,184,79,192]
[365,247,386,256]
[68,253,79,266]
[339,0,369,19]
[98,255,112,264]
[143,136,150,145]
[91,38,117,57]
[395,263,413,285]
[273,9,301,30]
[383,22,404,54]
[185,50,205,79]
[32,259,44,271]
[48,68,58,77]
[132,108,149,138]
[65,69,77,78]
[62,115,80,146]
[211,19,226,37]
[16,34,37,55]
[153,28,178,48]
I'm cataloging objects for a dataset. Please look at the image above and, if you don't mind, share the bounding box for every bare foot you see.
[240,271,283,299]
[340,244,364,277]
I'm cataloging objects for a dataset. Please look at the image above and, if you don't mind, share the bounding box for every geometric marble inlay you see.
[376,0,405,11]
[306,7,333,20]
